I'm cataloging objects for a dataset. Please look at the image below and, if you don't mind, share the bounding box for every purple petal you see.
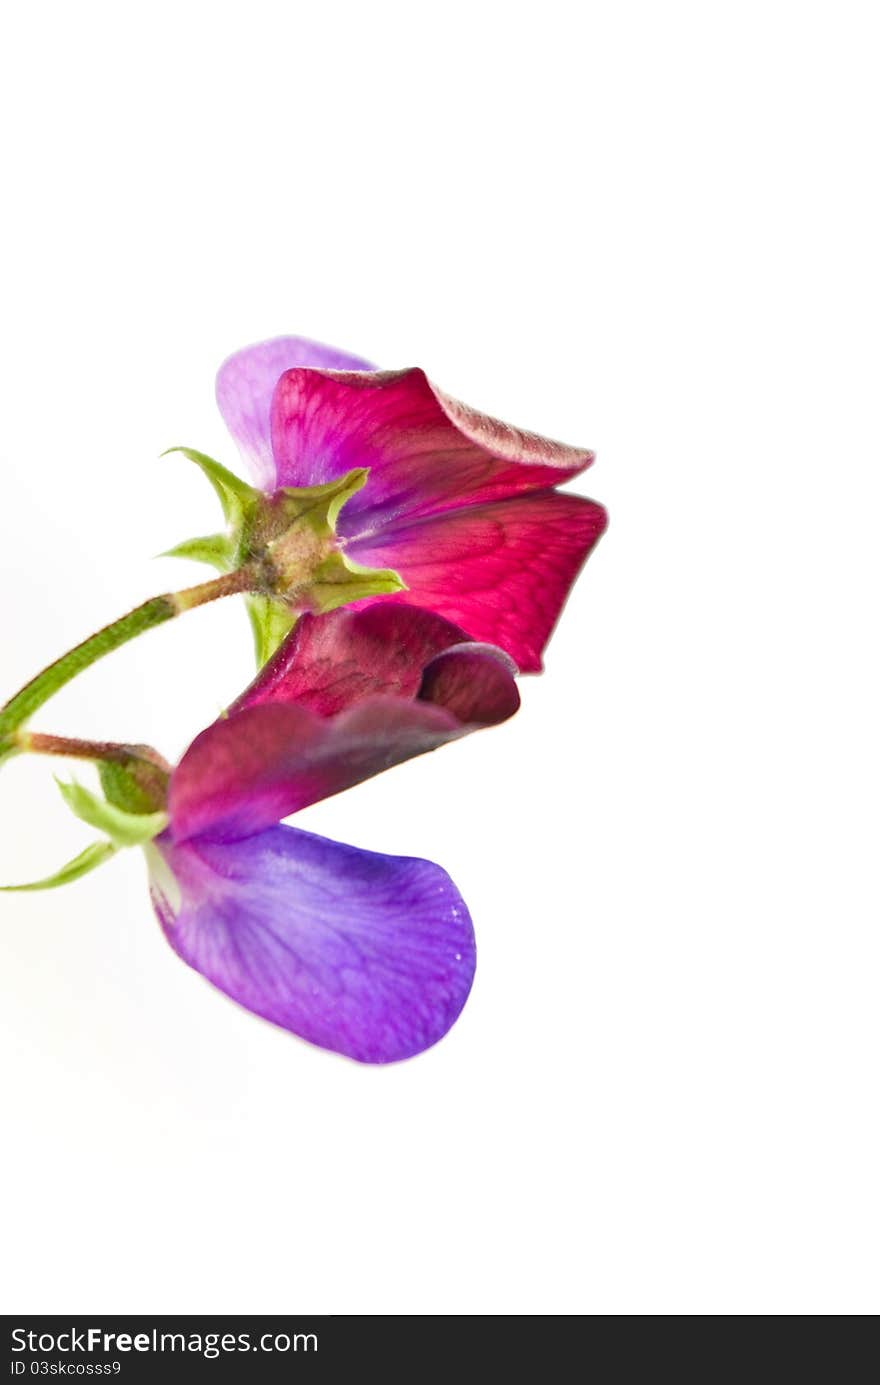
[269,366,594,532]
[216,336,376,488]
[232,604,477,716]
[150,825,476,1063]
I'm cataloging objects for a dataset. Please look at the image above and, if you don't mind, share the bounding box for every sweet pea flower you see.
[148,604,519,1063]
[214,336,607,672]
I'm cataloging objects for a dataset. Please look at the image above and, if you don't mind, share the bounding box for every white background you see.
[0,2,877,1316]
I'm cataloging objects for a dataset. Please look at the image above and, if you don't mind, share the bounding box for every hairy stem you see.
[0,566,256,752]
[16,732,171,771]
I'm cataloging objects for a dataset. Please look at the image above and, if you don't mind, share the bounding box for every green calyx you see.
[0,774,168,894]
[161,533,236,569]
[164,453,406,663]
[306,550,408,614]
[98,754,170,816]
[257,470,404,615]
[0,840,118,893]
[55,779,168,848]
[162,447,260,532]
[245,595,297,668]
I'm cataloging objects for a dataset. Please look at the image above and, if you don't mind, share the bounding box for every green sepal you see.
[162,447,259,527]
[154,457,402,638]
[273,468,369,536]
[306,550,406,615]
[160,533,234,571]
[0,840,117,892]
[55,779,168,848]
[246,595,297,667]
[258,469,370,559]
[98,758,169,816]
[260,468,396,613]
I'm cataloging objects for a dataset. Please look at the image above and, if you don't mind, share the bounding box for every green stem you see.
[0,566,256,752]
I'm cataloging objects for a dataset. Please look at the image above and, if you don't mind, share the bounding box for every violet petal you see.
[216,336,375,488]
[150,824,476,1063]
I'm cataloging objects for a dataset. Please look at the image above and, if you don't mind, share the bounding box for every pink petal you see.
[269,366,594,531]
[347,491,608,672]
[170,651,518,845]
[418,645,520,726]
[169,700,454,843]
[216,336,375,487]
[232,604,478,716]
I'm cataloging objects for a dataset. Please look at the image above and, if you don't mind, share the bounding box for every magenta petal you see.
[419,645,520,725]
[233,604,476,716]
[171,604,520,843]
[169,699,458,843]
[216,336,376,488]
[170,652,517,843]
[348,491,609,672]
[150,825,476,1063]
[269,367,594,532]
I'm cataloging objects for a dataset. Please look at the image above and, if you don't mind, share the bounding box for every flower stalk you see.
[15,730,167,768]
[0,566,257,762]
